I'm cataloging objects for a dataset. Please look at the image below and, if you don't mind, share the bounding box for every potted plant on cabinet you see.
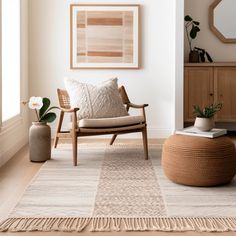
[185,15,213,63]
[184,15,201,63]
[23,97,58,162]
[193,103,222,131]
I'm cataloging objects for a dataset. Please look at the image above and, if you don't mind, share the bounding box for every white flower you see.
[28,97,43,110]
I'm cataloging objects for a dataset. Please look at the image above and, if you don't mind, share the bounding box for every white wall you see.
[29,0,184,138]
[175,0,184,130]
[184,0,236,62]
[0,0,29,167]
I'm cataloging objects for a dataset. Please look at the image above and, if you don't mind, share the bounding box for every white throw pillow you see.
[64,78,129,120]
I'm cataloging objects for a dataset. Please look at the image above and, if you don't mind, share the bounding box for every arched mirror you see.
[209,0,236,43]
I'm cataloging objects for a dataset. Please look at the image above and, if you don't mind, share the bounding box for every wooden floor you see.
[0,138,235,236]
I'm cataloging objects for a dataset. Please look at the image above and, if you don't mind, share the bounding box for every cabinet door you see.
[184,67,214,122]
[215,68,236,122]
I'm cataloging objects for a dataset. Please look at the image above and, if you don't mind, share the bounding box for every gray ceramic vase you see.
[29,122,51,162]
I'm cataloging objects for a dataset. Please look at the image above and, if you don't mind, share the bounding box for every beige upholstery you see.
[64,78,128,119]
[68,115,145,129]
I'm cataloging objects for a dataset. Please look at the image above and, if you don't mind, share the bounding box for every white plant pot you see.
[194,117,215,132]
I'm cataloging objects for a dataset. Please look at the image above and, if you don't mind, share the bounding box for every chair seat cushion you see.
[68,115,145,129]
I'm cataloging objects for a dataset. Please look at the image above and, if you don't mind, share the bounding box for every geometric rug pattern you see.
[0,144,235,232]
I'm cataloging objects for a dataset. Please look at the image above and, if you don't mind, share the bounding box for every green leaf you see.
[39,98,50,118]
[190,26,197,39]
[193,103,222,118]
[193,105,204,117]
[184,15,192,21]
[40,112,56,123]
[195,26,200,32]
[193,21,200,25]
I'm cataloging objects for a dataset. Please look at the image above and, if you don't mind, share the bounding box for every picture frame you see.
[70,4,140,69]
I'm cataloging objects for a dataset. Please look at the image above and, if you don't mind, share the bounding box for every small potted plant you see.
[23,97,58,162]
[25,96,58,123]
[193,103,222,131]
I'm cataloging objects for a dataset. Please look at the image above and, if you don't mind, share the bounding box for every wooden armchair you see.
[54,86,149,166]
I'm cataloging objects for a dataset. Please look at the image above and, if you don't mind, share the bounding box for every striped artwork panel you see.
[76,10,134,64]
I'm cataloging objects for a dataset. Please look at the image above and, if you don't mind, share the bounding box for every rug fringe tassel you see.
[0,217,236,232]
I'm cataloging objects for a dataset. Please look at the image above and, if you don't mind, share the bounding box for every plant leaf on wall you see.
[184,15,192,21]
[190,26,197,39]
[195,26,200,32]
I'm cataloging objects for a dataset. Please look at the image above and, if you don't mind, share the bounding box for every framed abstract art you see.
[70,4,140,69]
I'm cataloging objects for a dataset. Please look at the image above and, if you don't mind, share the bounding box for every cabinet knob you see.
[210,93,213,96]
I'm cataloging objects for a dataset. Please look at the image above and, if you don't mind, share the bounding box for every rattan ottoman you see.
[162,134,236,187]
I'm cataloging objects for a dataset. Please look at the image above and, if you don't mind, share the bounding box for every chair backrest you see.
[57,89,71,109]
[57,86,130,108]
[119,86,130,105]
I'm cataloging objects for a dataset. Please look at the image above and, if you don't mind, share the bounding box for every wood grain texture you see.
[185,62,236,67]
[215,68,236,121]
[184,67,214,122]
[184,65,236,123]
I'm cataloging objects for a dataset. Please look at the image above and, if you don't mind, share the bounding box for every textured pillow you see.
[64,78,129,120]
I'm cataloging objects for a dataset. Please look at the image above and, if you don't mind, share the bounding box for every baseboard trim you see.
[0,134,28,168]
[147,127,173,138]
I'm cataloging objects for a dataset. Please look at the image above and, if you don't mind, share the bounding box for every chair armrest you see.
[128,103,148,109]
[127,103,148,122]
[60,107,80,113]
[59,107,79,131]
[59,108,79,130]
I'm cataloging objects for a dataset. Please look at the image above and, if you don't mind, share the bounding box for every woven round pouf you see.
[162,135,236,187]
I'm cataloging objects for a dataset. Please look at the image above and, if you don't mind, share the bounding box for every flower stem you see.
[35,109,40,121]
[185,24,192,51]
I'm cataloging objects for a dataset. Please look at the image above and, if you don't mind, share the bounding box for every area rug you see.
[0,144,236,232]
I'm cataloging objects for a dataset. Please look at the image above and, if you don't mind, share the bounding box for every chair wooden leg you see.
[142,126,149,160]
[110,134,117,145]
[53,111,64,148]
[53,136,59,149]
[72,132,78,166]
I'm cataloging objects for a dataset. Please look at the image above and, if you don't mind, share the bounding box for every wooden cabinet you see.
[215,68,236,121]
[184,63,236,123]
[184,67,214,121]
